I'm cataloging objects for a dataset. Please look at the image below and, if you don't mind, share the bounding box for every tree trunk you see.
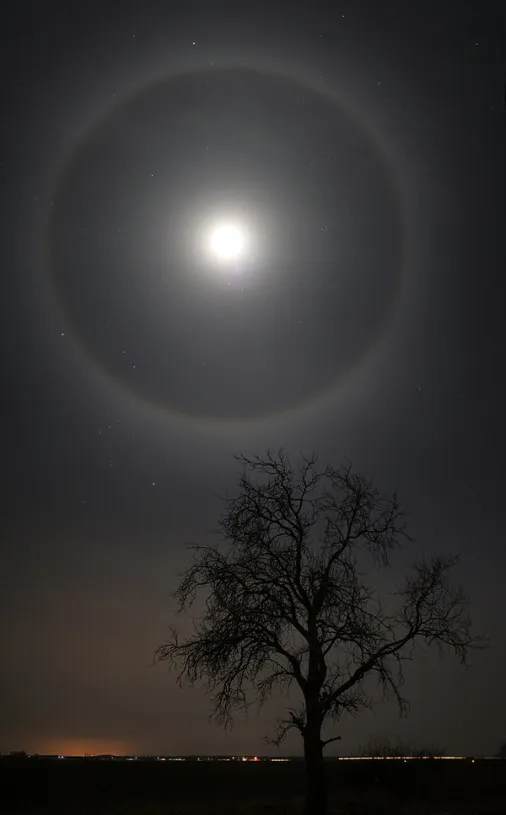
[303,723,328,815]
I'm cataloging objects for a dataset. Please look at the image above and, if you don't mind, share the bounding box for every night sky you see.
[2,1,505,758]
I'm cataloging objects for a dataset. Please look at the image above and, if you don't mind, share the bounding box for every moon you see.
[207,221,248,263]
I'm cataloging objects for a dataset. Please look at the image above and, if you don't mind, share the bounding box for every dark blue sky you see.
[1,1,505,757]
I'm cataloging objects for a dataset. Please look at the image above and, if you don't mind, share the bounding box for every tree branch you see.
[156,450,485,751]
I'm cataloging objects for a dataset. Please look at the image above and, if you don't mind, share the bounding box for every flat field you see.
[1,757,504,814]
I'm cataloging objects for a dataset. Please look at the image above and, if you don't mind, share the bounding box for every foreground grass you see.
[1,758,505,814]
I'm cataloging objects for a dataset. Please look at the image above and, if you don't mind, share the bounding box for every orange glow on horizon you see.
[31,737,135,757]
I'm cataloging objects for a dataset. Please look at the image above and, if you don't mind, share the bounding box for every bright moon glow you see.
[208,222,247,262]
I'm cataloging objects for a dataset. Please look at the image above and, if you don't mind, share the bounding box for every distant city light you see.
[2,753,492,763]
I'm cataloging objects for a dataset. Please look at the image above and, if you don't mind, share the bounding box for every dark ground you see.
[1,757,505,814]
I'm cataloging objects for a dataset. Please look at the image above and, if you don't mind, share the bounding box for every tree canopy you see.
[155,450,485,815]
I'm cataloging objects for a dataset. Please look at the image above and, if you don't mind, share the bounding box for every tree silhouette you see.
[155,450,485,815]
[496,740,506,758]
[359,735,446,758]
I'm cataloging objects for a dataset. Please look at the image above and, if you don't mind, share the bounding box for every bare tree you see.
[360,736,411,758]
[155,450,486,815]
[360,735,446,758]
